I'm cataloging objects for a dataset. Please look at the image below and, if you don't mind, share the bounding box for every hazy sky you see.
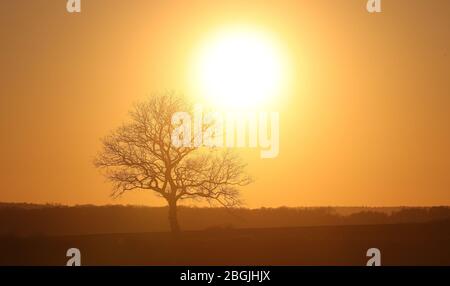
[1,0,449,207]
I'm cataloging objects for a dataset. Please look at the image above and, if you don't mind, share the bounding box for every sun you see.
[193,27,287,109]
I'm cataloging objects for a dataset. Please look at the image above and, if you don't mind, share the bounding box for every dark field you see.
[1,204,449,265]
[1,221,449,266]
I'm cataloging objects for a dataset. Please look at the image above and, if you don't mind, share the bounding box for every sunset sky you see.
[1,0,449,207]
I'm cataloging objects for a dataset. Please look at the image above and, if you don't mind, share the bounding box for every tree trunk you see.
[168,198,180,234]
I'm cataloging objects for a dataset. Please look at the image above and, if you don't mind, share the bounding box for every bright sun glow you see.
[195,28,286,109]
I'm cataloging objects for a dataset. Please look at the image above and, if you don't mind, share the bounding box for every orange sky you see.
[1,0,449,207]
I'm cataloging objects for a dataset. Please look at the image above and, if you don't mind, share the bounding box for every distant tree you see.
[94,93,251,234]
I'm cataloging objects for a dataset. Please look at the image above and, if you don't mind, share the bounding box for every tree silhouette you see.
[94,93,252,233]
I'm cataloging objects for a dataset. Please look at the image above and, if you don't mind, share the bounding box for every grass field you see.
[1,220,449,266]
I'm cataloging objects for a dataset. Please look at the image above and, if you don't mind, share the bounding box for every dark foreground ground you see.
[1,220,449,266]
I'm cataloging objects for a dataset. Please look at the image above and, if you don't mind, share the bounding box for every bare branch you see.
[94,92,252,209]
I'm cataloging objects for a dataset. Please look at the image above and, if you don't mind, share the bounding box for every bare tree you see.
[94,92,252,234]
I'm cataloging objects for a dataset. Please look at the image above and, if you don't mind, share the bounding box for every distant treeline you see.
[0,203,449,236]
